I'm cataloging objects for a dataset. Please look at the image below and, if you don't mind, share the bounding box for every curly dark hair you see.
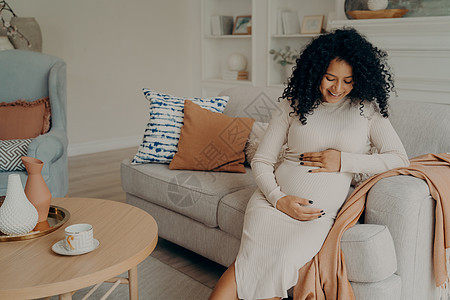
[281,27,394,125]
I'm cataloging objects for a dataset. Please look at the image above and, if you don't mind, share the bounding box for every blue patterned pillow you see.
[132,89,229,164]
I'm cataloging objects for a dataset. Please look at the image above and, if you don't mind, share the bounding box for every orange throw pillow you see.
[169,100,254,173]
[0,97,51,140]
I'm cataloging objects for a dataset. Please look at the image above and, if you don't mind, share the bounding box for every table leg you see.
[59,292,72,300]
[128,266,138,300]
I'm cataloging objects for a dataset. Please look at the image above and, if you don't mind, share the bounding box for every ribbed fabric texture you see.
[251,99,409,209]
[236,98,409,299]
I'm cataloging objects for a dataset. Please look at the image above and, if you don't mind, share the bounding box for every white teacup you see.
[64,224,94,252]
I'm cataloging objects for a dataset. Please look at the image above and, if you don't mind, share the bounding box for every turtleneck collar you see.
[320,97,349,108]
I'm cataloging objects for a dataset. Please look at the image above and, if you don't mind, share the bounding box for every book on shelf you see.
[211,15,234,36]
[281,11,300,35]
[222,71,249,81]
[277,10,283,35]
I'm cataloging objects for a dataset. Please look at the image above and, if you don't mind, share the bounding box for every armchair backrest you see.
[0,49,67,129]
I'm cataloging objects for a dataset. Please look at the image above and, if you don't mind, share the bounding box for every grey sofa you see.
[0,50,68,198]
[121,86,450,300]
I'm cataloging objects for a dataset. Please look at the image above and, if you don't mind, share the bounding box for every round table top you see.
[0,197,158,299]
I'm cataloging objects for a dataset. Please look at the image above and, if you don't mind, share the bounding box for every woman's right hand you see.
[276,195,325,221]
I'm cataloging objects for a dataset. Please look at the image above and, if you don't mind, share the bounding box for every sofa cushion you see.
[0,139,32,171]
[218,86,283,121]
[351,274,401,300]
[132,89,229,165]
[218,187,256,239]
[169,100,254,173]
[389,99,450,159]
[341,224,397,283]
[121,158,256,227]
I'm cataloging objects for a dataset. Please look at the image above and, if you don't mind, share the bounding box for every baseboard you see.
[68,135,141,157]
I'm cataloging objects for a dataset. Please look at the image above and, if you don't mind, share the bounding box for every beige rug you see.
[47,256,212,300]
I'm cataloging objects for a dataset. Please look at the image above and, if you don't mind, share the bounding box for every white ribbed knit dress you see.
[235,98,409,300]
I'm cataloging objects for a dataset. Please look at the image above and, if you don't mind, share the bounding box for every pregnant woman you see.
[209,28,409,300]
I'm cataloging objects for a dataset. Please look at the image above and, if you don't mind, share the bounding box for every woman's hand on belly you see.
[300,149,341,173]
[276,195,325,221]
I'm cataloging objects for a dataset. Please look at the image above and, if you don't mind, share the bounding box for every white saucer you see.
[52,239,100,256]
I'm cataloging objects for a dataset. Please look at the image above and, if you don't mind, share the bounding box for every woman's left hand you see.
[300,149,341,173]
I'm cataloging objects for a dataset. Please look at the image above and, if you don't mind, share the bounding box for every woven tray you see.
[0,200,70,242]
[347,9,409,19]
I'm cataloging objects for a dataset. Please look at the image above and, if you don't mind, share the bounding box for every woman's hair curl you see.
[281,27,394,124]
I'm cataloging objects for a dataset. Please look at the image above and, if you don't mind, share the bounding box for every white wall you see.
[330,17,450,106]
[10,0,202,156]
[9,1,449,156]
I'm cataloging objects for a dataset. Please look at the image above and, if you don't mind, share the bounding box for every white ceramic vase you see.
[9,17,42,52]
[0,36,14,51]
[0,174,38,235]
[367,0,389,11]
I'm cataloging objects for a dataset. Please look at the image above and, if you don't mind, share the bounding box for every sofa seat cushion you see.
[351,274,401,300]
[121,158,256,227]
[218,187,256,239]
[342,224,397,283]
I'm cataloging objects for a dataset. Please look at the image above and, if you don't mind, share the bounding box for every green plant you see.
[269,46,299,66]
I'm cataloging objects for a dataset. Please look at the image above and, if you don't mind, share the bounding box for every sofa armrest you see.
[364,175,435,299]
[342,224,397,283]
[27,128,68,165]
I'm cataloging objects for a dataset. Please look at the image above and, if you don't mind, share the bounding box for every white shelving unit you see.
[200,0,450,104]
[201,0,254,96]
[329,15,450,105]
[200,0,335,96]
[267,0,334,87]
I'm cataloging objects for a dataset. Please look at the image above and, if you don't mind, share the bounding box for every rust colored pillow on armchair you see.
[169,100,254,173]
[0,97,51,140]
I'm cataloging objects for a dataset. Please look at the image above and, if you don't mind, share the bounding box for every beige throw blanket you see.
[294,153,450,300]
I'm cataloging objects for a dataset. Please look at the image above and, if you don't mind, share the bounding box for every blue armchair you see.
[0,50,68,197]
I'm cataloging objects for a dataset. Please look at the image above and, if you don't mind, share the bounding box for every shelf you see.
[330,15,450,51]
[267,0,334,87]
[272,33,319,38]
[205,35,252,39]
[330,15,450,34]
[202,78,253,85]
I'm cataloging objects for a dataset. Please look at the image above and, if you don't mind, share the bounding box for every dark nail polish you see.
[318,215,322,218]
[300,154,304,157]
[300,162,304,165]
[309,200,314,204]
[322,212,326,215]
[308,170,312,173]
[299,157,303,161]
[320,210,323,213]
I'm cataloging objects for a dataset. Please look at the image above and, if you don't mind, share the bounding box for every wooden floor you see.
[68,147,226,290]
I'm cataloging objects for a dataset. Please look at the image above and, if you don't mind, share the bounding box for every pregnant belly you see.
[275,160,352,215]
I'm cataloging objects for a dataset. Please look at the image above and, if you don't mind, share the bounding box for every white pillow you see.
[132,89,229,164]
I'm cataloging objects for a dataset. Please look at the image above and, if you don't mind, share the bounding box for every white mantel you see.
[330,16,450,105]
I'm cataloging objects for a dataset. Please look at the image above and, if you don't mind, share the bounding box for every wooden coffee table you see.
[0,197,158,300]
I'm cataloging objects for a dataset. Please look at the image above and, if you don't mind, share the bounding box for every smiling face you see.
[319,58,354,104]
